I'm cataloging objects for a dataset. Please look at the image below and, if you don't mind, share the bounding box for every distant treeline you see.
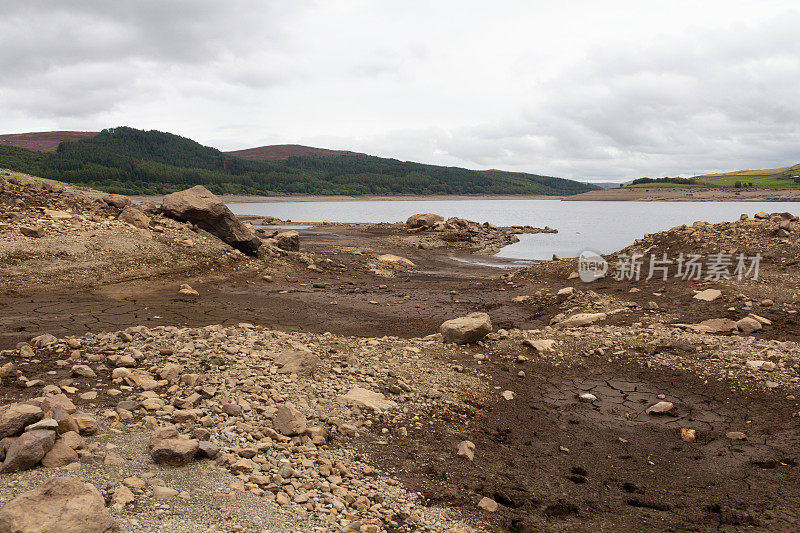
[0,127,598,196]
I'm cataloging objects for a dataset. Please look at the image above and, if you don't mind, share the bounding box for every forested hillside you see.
[0,127,599,196]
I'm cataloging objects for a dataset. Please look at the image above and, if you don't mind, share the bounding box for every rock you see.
[578,393,597,403]
[690,318,738,333]
[197,441,220,459]
[693,288,722,301]
[73,414,98,436]
[754,211,769,219]
[123,476,146,490]
[0,430,56,473]
[736,316,762,334]
[152,486,179,499]
[71,365,96,378]
[111,485,135,507]
[746,360,776,371]
[554,312,607,328]
[0,403,44,438]
[680,428,697,443]
[178,283,199,296]
[748,313,772,326]
[20,226,45,238]
[340,387,398,411]
[646,401,674,416]
[726,431,747,440]
[557,287,574,296]
[102,193,131,209]
[31,334,57,348]
[158,363,182,383]
[222,403,242,417]
[274,231,299,251]
[41,441,80,467]
[406,213,444,228]
[522,339,555,352]
[478,496,498,512]
[440,312,492,344]
[26,418,58,432]
[375,254,415,269]
[273,350,321,375]
[273,405,307,436]
[148,426,180,450]
[150,439,199,466]
[46,394,77,414]
[501,390,516,400]
[456,440,475,461]
[60,431,84,450]
[118,206,150,229]
[0,476,118,533]
[161,185,262,256]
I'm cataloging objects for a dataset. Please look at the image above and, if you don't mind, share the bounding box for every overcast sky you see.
[2,1,798,181]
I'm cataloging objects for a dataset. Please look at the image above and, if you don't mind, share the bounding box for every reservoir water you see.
[228,199,798,261]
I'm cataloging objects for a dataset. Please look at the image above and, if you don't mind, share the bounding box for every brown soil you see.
[357,353,800,532]
[3,177,800,531]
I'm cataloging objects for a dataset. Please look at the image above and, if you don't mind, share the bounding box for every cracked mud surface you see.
[361,356,800,532]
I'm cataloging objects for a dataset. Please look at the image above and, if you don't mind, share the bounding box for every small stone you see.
[478,496,498,512]
[70,365,96,378]
[152,486,179,499]
[693,289,722,301]
[578,393,597,403]
[178,284,199,296]
[273,405,307,436]
[456,440,475,461]
[680,428,697,443]
[646,401,674,415]
[501,390,516,401]
[726,431,747,440]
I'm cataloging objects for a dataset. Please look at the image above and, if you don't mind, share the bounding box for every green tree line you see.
[0,127,599,196]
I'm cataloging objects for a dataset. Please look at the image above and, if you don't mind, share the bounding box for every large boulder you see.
[274,230,299,252]
[0,476,118,533]
[149,438,198,466]
[273,405,307,436]
[161,185,262,255]
[101,194,131,209]
[118,206,150,229]
[0,430,56,473]
[339,387,398,411]
[406,213,444,229]
[0,404,43,438]
[440,312,492,344]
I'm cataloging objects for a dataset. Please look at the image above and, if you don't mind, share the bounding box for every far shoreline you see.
[130,193,567,203]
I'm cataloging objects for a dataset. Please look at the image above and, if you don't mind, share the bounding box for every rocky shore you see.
[2,174,800,532]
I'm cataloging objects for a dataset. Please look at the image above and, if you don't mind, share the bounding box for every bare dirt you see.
[3,176,800,531]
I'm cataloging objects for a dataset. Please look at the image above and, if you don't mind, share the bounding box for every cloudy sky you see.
[2,1,798,181]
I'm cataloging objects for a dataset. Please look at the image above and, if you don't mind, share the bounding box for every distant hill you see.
[0,131,98,152]
[226,144,366,160]
[627,164,800,189]
[0,127,599,196]
[691,164,800,187]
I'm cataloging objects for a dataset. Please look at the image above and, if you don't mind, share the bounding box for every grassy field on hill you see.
[627,163,800,189]
[0,127,598,196]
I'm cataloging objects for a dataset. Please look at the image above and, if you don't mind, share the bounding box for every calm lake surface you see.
[228,200,798,261]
